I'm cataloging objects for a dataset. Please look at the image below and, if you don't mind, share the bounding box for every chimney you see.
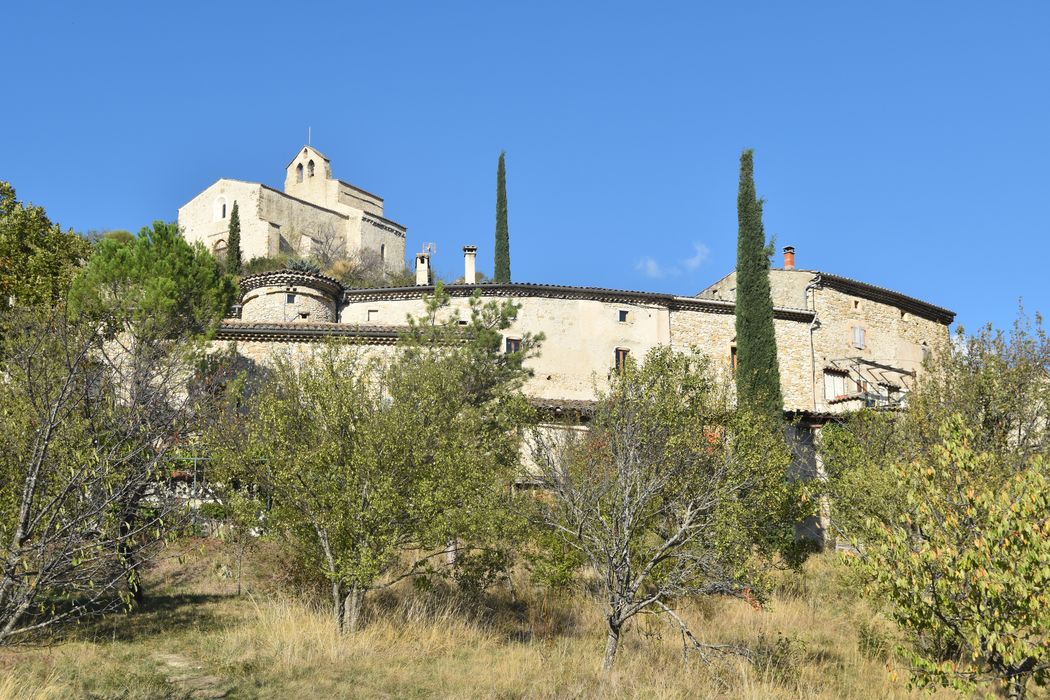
[415,252,431,285]
[463,245,477,284]
[783,246,795,271]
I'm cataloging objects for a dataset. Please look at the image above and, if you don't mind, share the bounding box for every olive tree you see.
[529,346,798,670]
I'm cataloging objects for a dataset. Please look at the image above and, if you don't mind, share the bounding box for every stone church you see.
[178,146,406,273]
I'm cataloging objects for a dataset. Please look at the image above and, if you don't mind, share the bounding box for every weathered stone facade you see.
[178,146,406,273]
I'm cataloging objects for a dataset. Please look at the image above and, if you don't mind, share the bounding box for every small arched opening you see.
[296,163,304,183]
[214,197,227,221]
[380,243,386,261]
[307,160,315,178]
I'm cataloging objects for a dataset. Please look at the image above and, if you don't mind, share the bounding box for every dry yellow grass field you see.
[0,539,963,699]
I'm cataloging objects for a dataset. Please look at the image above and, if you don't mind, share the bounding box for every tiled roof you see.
[341,282,815,322]
[217,320,403,343]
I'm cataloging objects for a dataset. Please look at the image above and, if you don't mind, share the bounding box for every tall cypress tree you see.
[227,200,242,274]
[493,151,510,283]
[734,149,783,420]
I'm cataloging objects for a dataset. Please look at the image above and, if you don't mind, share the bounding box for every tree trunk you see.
[602,620,621,671]
[343,585,364,634]
[331,580,344,631]
[1005,673,1029,700]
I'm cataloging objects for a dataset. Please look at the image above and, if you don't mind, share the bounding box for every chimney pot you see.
[463,245,477,284]
[783,246,795,271]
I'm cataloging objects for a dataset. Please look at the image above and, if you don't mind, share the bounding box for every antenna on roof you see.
[423,243,436,255]
[307,126,311,146]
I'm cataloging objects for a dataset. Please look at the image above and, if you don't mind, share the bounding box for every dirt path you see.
[152,653,232,699]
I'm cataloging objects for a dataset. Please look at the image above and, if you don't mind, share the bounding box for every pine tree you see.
[227,201,242,274]
[493,151,510,283]
[734,150,783,420]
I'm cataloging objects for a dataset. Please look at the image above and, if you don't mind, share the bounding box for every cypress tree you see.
[493,151,510,283]
[734,149,783,419]
[227,201,242,274]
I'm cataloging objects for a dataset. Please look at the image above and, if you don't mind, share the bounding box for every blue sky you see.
[3,2,1047,331]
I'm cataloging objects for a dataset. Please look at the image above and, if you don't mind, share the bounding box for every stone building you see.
[178,146,406,273]
[205,149,955,546]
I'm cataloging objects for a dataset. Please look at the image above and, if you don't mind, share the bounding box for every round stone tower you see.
[238,269,344,323]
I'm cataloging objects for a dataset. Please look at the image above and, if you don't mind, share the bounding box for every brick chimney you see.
[463,245,477,284]
[783,246,795,271]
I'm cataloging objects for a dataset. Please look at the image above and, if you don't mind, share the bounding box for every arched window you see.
[214,197,227,221]
[307,160,315,178]
[296,163,304,183]
[380,244,386,261]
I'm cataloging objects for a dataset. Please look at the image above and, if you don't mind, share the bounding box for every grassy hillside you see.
[0,539,957,699]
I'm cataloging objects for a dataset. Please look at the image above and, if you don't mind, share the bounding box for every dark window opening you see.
[286,294,296,304]
[506,338,522,353]
[615,348,630,373]
[618,309,628,323]
[296,163,304,183]
[307,160,315,178]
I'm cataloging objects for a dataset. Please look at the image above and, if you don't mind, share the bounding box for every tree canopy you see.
[69,221,236,339]
[0,181,90,307]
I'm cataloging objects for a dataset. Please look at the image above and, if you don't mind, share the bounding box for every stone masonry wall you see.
[241,285,337,323]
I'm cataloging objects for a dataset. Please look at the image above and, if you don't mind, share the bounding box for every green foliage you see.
[0,181,90,307]
[286,257,321,274]
[69,221,236,340]
[493,151,510,283]
[217,284,540,631]
[530,345,801,668]
[824,312,1050,697]
[734,149,783,420]
[864,418,1050,697]
[226,201,242,274]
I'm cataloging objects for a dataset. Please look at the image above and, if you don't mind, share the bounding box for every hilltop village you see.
[182,146,954,415]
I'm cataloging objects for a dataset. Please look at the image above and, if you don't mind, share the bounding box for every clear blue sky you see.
[3,2,1047,331]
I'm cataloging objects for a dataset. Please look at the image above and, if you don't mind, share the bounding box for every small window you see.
[296,163,304,183]
[853,300,860,310]
[852,326,866,349]
[286,293,296,304]
[921,343,931,362]
[730,345,738,372]
[367,309,379,322]
[307,160,315,178]
[823,370,850,400]
[614,348,630,373]
[222,203,227,218]
[214,196,227,221]
[618,309,629,323]
[380,244,386,261]
[505,338,522,354]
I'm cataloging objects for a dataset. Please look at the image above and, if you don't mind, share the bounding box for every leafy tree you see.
[0,305,221,643]
[0,181,90,307]
[864,418,1050,699]
[493,151,510,283]
[69,221,236,340]
[529,346,797,670]
[823,314,1050,697]
[734,150,782,419]
[226,201,242,274]
[218,284,539,632]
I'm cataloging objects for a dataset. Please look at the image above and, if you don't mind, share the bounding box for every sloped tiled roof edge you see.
[341,282,815,322]
[818,273,955,325]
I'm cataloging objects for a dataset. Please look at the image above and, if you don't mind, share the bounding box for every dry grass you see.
[0,540,963,699]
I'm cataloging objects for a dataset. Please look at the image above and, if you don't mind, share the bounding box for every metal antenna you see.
[308,126,311,146]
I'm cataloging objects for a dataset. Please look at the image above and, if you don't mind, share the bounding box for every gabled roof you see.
[285,145,331,169]
[817,272,955,325]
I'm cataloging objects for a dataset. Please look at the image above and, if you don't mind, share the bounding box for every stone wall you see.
[177,180,271,261]
[668,309,815,412]
[241,285,337,324]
